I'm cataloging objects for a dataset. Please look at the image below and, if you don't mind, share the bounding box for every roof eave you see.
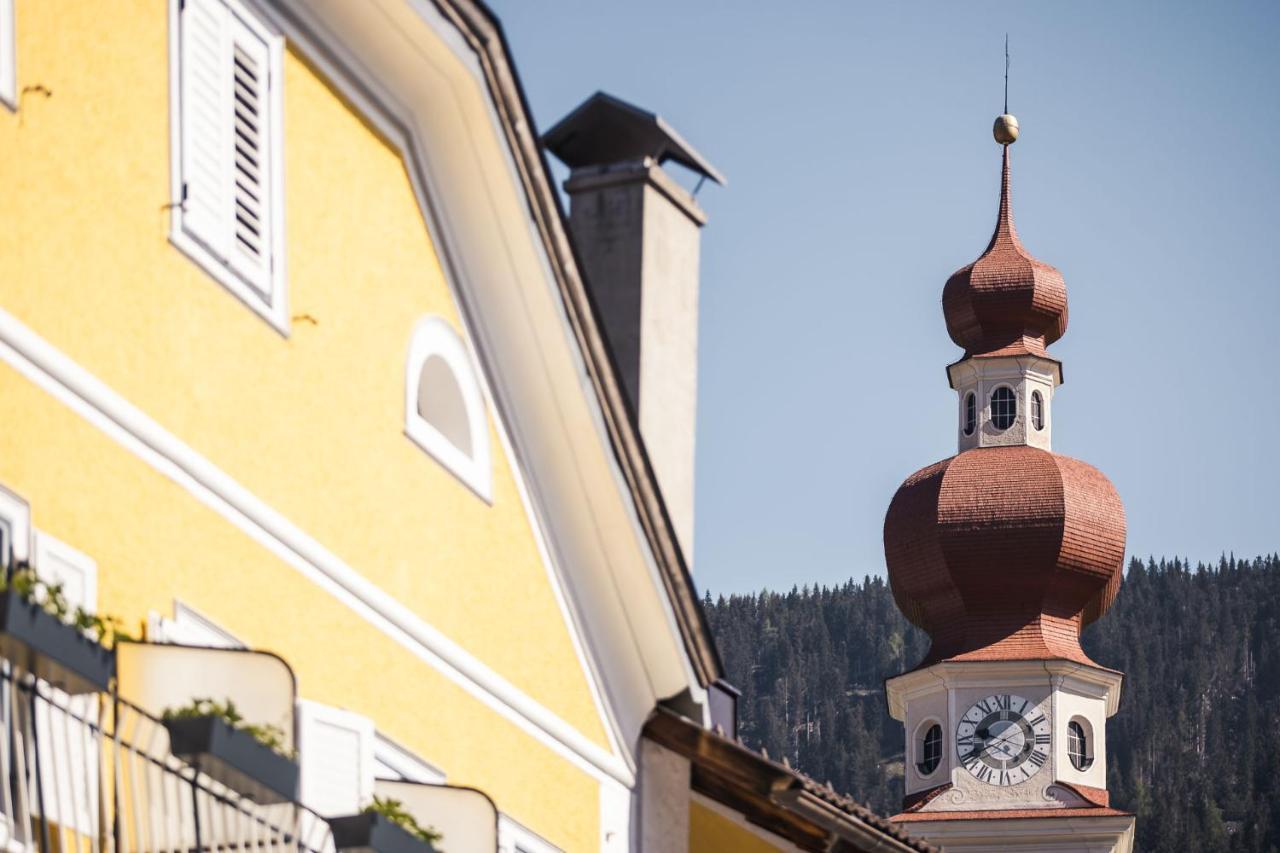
[432,0,724,688]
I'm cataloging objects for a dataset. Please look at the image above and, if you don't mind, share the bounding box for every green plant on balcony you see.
[0,564,134,646]
[162,697,296,759]
[365,795,443,846]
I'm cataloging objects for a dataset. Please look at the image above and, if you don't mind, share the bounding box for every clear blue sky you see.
[491,0,1280,596]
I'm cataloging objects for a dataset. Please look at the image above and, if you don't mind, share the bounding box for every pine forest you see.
[703,555,1280,852]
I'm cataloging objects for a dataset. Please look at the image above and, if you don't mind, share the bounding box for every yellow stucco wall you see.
[0,2,611,849]
[689,800,789,852]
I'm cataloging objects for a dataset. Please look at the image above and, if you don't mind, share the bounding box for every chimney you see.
[543,92,723,562]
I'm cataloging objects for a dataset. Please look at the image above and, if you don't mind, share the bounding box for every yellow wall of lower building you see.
[0,1,618,849]
[689,800,789,852]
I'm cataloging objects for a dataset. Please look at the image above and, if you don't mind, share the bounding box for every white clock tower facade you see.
[881,116,1136,852]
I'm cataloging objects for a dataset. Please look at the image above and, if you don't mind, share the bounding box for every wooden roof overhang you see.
[644,708,936,853]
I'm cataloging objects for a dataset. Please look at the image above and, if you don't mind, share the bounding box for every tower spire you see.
[992,144,1016,247]
[882,107,1133,851]
[944,113,1064,362]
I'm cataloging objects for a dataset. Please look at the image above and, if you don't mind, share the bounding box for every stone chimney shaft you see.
[543,93,724,561]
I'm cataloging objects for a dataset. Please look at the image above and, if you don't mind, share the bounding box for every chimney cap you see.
[542,91,726,186]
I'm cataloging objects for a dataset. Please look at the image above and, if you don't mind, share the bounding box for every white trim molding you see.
[167,0,289,334]
[0,307,632,787]
[404,315,492,502]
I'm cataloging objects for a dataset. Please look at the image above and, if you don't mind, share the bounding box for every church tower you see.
[883,115,1136,852]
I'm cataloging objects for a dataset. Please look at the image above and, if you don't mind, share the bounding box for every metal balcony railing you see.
[0,665,336,852]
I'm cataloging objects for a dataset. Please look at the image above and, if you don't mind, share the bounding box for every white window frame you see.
[148,599,246,648]
[989,383,1018,432]
[499,815,562,853]
[1030,389,1045,431]
[404,316,492,502]
[373,732,446,784]
[913,717,944,780]
[33,531,97,613]
[167,0,288,334]
[0,485,32,566]
[0,0,15,112]
[1067,716,1094,771]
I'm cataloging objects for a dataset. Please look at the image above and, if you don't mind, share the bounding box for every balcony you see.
[0,618,489,852]
[0,663,338,851]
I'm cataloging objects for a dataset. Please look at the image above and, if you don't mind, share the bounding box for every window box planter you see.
[328,812,439,853]
[0,591,114,694]
[164,714,298,804]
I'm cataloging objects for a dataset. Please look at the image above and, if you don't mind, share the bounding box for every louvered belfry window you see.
[176,0,281,315]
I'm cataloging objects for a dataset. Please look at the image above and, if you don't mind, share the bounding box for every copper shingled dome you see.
[884,446,1125,667]
[942,147,1068,358]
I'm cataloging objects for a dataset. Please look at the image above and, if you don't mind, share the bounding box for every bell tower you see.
[882,115,1136,852]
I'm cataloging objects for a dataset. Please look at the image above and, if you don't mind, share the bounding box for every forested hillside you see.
[703,555,1280,852]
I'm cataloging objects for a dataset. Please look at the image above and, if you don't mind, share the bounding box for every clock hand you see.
[983,730,1025,758]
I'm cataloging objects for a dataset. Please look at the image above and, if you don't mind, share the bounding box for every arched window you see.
[405,316,492,501]
[917,723,942,775]
[1031,390,1045,431]
[963,392,976,436]
[990,386,1017,431]
[1067,720,1092,771]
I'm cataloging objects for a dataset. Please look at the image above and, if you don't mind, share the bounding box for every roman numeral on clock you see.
[1028,750,1047,768]
[1028,714,1046,728]
[1035,734,1050,745]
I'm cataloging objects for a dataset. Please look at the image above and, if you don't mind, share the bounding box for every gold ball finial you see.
[994,113,1020,145]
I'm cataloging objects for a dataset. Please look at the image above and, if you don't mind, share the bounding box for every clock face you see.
[955,693,1050,787]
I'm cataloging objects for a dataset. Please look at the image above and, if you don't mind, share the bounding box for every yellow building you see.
[0,1,926,851]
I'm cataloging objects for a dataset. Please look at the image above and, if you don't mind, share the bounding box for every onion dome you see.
[884,446,1125,667]
[942,144,1068,358]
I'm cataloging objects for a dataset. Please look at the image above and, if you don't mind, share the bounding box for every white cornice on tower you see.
[885,660,1124,723]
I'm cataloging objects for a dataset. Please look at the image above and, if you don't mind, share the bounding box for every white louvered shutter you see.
[226,10,272,295]
[179,0,274,298]
[298,700,375,817]
[180,0,233,263]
